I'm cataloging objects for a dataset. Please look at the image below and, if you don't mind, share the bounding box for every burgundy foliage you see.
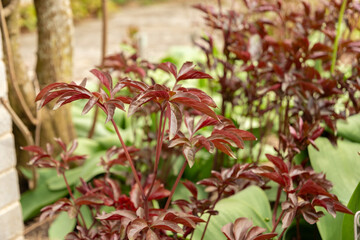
[22,0,360,238]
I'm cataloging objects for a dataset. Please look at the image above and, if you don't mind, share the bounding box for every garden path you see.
[19,0,217,82]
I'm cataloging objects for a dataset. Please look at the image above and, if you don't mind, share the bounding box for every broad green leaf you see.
[337,114,360,143]
[73,138,102,155]
[48,212,76,240]
[308,138,360,203]
[308,137,360,239]
[315,211,344,240]
[342,182,360,240]
[193,186,272,240]
[21,169,68,221]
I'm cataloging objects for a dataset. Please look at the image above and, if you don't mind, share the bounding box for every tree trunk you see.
[34,0,75,147]
[2,0,36,169]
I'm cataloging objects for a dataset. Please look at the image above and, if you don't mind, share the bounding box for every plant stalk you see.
[0,1,37,125]
[272,185,282,226]
[111,119,145,198]
[62,172,87,228]
[145,109,166,218]
[271,209,284,233]
[331,0,348,75]
[200,188,224,240]
[164,160,187,210]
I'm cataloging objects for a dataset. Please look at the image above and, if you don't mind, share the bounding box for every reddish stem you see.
[62,172,86,229]
[272,209,284,233]
[200,188,224,240]
[278,227,287,239]
[111,119,145,198]
[272,185,282,226]
[164,160,187,210]
[145,110,166,218]
[62,172,75,200]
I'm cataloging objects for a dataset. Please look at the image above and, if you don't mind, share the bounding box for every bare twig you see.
[0,97,37,188]
[24,215,56,235]
[0,97,34,145]
[0,1,38,125]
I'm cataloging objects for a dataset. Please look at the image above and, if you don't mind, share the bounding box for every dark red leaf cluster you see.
[22,139,86,174]
[258,154,352,228]
[198,163,262,197]
[168,116,256,167]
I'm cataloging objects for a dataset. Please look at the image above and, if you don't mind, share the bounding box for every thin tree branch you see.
[0,97,34,145]
[0,97,38,188]
[0,1,38,125]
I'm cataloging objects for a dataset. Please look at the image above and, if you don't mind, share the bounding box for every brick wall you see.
[0,30,24,239]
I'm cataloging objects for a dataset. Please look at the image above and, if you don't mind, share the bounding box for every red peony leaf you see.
[194,116,218,133]
[298,179,333,198]
[96,210,137,221]
[222,223,235,240]
[253,233,278,240]
[183,146,196,168]
[168,102,183,140]
[258,172,285,186]
[158,62,178,79]
[193,135,215,153]
[231,129,257,141]
[176,62,213,81]
[146,180,170,201]
[75,196,104,206]
[151,220,184,234]
[182,180,198,199]
[170,92,201,102]
[312,198,336,217]
[265,154,288,174]
[211,139,237,159]
[82,96,99,115]
[90,69,112,92]
[146,229,160,240]
[168,137,190,148]
[233,217,253,239]
[127,218,148,240]
[163,212,197,228]
[281,207,296,229]
[333,201,353,215]
[172,97,218,120]
[35,82,67,102]
[187,88,217,108]
[212,129,244,149]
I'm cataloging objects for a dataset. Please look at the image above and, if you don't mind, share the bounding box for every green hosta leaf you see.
[48,212,76,240]
[21,169,68,221]
[337,113,360,143]
[342,182,360,240]
[309,137,360,203]
[308,137,360,239]
[315,211,344,240]
[193,186,272,240]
